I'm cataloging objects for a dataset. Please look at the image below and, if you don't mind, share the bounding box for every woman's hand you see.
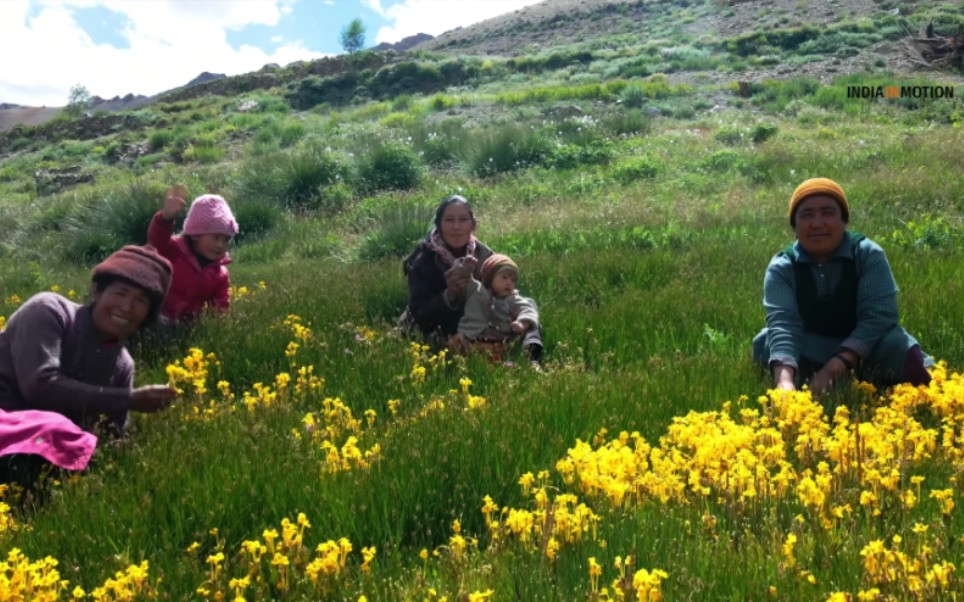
[161,185,187,220]
[445,257,476,300]
[130,385,177,413]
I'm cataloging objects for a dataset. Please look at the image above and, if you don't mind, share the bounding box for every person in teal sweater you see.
[752,177,932,395]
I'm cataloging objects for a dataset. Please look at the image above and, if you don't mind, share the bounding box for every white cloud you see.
[0,0,324,106]
[361,0,385,16]
[373,0,542,45]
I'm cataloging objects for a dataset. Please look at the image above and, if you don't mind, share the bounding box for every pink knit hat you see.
[182,194,239,237]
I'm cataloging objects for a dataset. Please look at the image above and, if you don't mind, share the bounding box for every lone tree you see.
[65,84,91,117]
[340,18,366,54]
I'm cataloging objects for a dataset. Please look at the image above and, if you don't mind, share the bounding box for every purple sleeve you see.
[11,299,131,415]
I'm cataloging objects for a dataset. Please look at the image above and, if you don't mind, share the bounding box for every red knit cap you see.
[789,177,849,227]
[481,254,519,288]
[91,245,172,302]
[182,194,239,237]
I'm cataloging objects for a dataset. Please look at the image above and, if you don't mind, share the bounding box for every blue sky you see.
[0,0,542,107]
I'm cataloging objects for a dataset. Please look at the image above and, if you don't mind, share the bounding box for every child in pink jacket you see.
[148,185,239,321]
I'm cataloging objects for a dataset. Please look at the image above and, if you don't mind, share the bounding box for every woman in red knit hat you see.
[148,185,239,321]
[0,245,178,484]
[752,177,932,395]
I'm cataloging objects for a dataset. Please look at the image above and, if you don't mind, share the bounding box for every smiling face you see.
[438,202,476,251]
[191,233,232,262]
[90,281,151,341]
[490,267,518,298]
[793,195,847,262]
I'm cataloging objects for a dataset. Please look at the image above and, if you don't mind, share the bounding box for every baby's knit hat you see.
[788,177,849,227]
[481,254,518,288]
[182,194,239,237]
[91,245,172,302]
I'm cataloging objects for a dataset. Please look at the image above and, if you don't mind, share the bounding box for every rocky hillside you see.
[415,0,957,83]
[1,0,960,136]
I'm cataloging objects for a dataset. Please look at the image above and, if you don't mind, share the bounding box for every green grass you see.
[2,3,964,598]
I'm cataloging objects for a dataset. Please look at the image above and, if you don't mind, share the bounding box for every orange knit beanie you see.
[788,177,849,227]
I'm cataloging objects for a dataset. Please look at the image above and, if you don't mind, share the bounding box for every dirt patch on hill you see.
[0,106,61,133]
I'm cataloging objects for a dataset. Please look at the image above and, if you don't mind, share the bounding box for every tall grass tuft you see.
[467,124,552,177]
[60,180,165,263]
[232,146,353,213]
[358,200,436,260]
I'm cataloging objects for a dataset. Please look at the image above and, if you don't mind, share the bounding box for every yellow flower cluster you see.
[165,342,327,420]
[0,315,5,331]
[0,549,153,602]
[409,343,448,389]
[298,396,381,473]
[555,376,960,522]
[0,548,66,601]
[584,554,668,602]
[458,377,487,410]
[192,514,375,599]
[0,485,22,534]
[548,368,964,597]
[166,347,217,398]
[89,561,153,601]
[228,280,266,301]
[859,536,956,598]
[482,477,599,562]
[319,436,382,473]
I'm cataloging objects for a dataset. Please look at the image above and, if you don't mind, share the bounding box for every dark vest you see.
[782,233,864,338]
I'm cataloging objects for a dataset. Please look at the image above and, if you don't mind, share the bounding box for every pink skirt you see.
[0,409,97,471]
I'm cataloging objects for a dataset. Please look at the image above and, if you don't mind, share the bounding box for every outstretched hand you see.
[130,385,177,413]
[161,185,188,220]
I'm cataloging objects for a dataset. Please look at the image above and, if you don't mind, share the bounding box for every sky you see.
[0,0,543,107]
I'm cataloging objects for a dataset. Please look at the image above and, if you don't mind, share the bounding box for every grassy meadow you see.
[3,0,964,599]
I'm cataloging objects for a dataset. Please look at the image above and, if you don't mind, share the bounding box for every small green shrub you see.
[392,95,413,111]
[148,130,175,151]
[358,202,436,261]
[467,125,552,177]
[700,149,743,172]
[231,200,281,245]
[890,215,956,250]
[358,143,423,193]
[279,121,307,148]
[135,152,167,168]
[612,155,660,183]
[233,146,352,212]
[714,127,745,146]
[60,181,163,263]
[750,123,779,144]
[620,85,647,108]
[317,182,354,217]
[432,95,455,111]
[407,119,467,168]
[546,143,612,170]
[600,110,652,137]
